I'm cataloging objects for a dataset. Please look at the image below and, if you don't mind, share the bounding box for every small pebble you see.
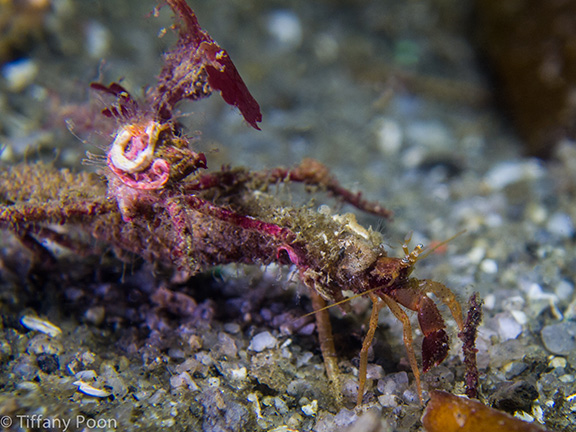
[36,353,59,374]
[170,371,199,392]
[341,378,359,400]
[100,362,127,398]
[217,332,238,358]
[13,355,38,381]
[496,312,523,341]
[402,388,419,404]
[503,361,528,379]
[73,380,111,398]
[333,408,357,426]
[195,351,213,366]
[274,397,289,415]
[85,20,111,58]
[378,393,398,408]
[541,321,576,355]
[27,334,62,355]
[549,356,567,369]
[224,323,241,334]
[148,389,167,405]
[247,393,262,418]
[296,352,313,368]
[377,371,409,395]
[266,10,302,48]
[480,258,498,274]
[377,118,403,155]
[510,310,528,326]
[301,399,318,416]
[467,246,486,264]
[483,294,496,310]
[21,316,62,337]
[555,280,574,302]
[2,58,38,91]
[230,367,247,381]
[405,120,452,150]
[559,374,575,383]
[75,370,97,380]
[248,331,278,352]
[484,160,543,190]
[532,404,545,423]
[546,212,575,238]
[84,306,105,325]
[366,364,385,380]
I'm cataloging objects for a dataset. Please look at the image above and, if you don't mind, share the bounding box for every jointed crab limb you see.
[0,200,114,226]
[254,158,394,219]
[309,288,340,388]
[0,205,111,261]
[387,282,451,373]
[184,195,295,241]
[182,159,394,219]
[165,199,195,267]
[380,292,423,403]
[421,279,464,331]
[14,232,58,265]
[357,293,384,405]
[89,82,139,120]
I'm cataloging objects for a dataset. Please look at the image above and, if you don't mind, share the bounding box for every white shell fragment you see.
[20,316,62,337]
[108,122,159,173]
[301,399,318,416]
[332,213,371,240]
[248,331,278,352]
[73,380,112,398]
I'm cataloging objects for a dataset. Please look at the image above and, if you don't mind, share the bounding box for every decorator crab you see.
[0,0,479,405]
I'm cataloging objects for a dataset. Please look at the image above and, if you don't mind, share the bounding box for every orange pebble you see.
[422,391,548,432]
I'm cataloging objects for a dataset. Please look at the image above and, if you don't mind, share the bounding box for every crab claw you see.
[422,329,449,372]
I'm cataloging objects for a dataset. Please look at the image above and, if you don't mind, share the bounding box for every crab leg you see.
[420,279,464,331]
[357,293,384,405]
[380,292,423,403]
[0,200,114,226]
[254,158,394,219]
[309,288,340,388]
[181,159,394,219]
[184,195,295,240]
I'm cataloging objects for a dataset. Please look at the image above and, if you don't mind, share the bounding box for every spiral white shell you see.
[108,122,159,173]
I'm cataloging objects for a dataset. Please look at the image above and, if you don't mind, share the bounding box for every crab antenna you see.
[299,281,393,319]
[418,230,466,261]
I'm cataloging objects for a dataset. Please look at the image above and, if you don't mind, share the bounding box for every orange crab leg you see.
[357,293,384,405]
[308,288,341,391]
[420,279,464,331]
[380,292,423,404]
